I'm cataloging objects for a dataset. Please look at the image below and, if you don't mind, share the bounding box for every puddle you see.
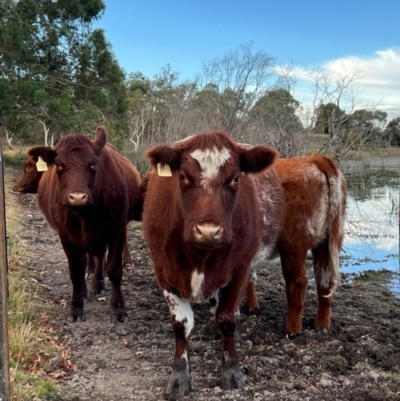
[342,170,400,294]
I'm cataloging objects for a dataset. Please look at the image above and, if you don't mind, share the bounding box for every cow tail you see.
[325,161,347,296]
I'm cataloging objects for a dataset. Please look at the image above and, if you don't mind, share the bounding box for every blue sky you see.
[95,0,400,120]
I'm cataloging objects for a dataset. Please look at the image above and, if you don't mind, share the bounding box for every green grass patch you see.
[4,169,69,401]
[2,148,29,168]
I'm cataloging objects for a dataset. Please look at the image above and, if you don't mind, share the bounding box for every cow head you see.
[14,155,44,193]
[28,126,107,207]
[146,131,277,248]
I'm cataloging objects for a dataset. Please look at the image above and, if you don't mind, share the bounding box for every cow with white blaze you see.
[142,130,285,398]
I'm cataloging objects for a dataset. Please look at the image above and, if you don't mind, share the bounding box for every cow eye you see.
[232,176,240,184]
[179,174,186,182]
[56,164,64,172]
[89,163,97,171]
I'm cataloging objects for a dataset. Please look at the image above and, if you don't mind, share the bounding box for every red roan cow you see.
[245,154,347,334]
[27,126,141,322]
[142,131,285,397]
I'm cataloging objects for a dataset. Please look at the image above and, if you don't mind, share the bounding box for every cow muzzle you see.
[66,191,90,207]
[193,222,223,246]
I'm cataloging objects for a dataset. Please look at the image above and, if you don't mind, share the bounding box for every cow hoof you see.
[164,372,191,400]
[92,288,106,296]
[221,364,245,390]
[247,307,260,316]
[69,312,86,322]
[112,312,129,323]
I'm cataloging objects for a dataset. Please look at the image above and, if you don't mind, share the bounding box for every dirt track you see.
[7,167,400,401]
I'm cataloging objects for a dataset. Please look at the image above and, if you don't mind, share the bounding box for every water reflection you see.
[343,178,400,293]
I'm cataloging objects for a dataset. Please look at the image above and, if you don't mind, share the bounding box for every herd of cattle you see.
[14,126,347,398]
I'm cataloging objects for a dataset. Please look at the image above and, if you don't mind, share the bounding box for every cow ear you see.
[145,145,180,172]
[28,146,57,165]
[240,146,278,173]
[94,126,107,154]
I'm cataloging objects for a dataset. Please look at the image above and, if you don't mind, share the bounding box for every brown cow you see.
[142,131,285,397]
[14,147,136,269]
[245,154,347,335]
[28,126,141,322]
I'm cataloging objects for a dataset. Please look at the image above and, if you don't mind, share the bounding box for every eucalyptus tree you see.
[0,0,127,144]
[385,117,400,146]
[249,88,305,157]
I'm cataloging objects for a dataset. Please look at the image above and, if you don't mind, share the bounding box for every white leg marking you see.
[163,290,194,337]
[209,288,219,317]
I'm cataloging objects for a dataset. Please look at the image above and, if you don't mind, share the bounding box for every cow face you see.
[28,126,107,207]
[14,155,44,193]
[146,131,277,248]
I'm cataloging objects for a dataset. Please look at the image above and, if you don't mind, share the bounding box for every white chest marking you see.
[191,270,205,302]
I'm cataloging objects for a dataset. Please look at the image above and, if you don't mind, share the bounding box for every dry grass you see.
[4,164,65,400]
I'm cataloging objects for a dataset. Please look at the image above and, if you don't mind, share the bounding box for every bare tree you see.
[38,120,54,147]
[128,106,151,151]
[248,65,307,157]
[5,128,13,150]
[307,69,369,168]
[196,43,277,140]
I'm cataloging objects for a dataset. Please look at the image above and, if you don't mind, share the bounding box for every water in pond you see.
[342,169,400,293]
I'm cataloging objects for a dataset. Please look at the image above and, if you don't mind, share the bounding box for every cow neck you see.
[166,236,232,271]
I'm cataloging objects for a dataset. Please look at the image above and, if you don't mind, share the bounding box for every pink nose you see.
[67,191,89,206]
[194,223,222,243]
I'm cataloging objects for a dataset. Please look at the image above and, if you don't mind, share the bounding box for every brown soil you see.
[7,167,400,401]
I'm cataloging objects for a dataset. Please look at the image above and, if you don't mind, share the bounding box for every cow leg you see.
[163,290,193,399]
[86,253,96,276]
[245,271,260,314]
[105,232,128,323]
[60,237,86,322]
[91,254,106,295]
[312,239,333,329]
[122,230,132,267]
[209,288,219,318]
[280,250,308,335]
[216,284,246,390]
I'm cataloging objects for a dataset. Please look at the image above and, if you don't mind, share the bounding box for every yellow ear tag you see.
[36,156,48,172]
[157,163,172,177]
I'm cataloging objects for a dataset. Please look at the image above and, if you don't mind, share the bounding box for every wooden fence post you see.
[0,147,10,400]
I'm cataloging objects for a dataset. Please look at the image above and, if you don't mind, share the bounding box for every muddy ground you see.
[7,167,400,401]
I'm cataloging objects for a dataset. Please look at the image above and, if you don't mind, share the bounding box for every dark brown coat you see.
[28,126,141,322]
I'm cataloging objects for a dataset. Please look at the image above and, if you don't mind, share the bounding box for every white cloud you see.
[288,48,400,120]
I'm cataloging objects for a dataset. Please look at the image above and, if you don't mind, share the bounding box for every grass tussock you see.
[4,169,69,401]
[2,148,30,168]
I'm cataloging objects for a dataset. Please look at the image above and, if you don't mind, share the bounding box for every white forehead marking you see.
[191,270,205,302]
[163,290,194,337]
[190,146,230,180]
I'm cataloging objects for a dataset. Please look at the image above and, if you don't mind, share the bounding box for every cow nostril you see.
[194,223,222,242]
[68,192,89,205]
